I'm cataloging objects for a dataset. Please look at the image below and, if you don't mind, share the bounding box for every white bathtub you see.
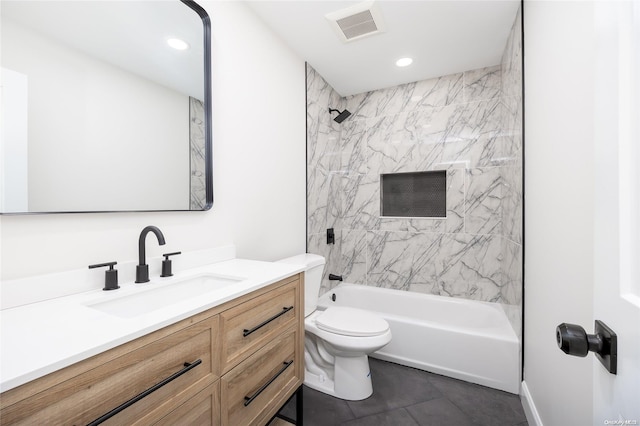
[317,283,521,394]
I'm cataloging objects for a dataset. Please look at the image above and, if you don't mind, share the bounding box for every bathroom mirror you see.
[0,0,212,214]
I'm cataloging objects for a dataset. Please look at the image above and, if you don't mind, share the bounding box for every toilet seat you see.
[315,307,389,337]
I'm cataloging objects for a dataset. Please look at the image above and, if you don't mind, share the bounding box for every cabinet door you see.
[1,316,219,426]
[153,381,221,426]
[221,327,302,426]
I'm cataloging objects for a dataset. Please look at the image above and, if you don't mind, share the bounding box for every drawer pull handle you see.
[86,359,202,426]
[243,360,293,407]
[243,306,294,337]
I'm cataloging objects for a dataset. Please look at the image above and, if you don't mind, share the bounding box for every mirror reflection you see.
[0,0,211,213]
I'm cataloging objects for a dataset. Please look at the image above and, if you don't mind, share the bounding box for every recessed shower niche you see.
[381,171,446,218]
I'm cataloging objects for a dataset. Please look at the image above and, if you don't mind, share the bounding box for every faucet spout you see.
[135,225,166,283]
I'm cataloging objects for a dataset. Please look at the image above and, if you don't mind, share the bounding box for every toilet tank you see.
[277,254,325,317]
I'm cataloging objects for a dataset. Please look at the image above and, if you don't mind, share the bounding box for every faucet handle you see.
[161,252,181,277]
[89,261,119,291]
[163,251,182,258]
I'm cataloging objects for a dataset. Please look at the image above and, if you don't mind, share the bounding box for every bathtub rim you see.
[318,282,519,343]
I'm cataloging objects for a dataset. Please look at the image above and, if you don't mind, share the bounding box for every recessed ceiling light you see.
[167,38,189,51]
[396,57,413,67]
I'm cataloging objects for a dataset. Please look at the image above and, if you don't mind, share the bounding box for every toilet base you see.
[304,354,373,401]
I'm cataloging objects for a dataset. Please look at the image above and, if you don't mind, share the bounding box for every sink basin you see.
[87,273,244,318]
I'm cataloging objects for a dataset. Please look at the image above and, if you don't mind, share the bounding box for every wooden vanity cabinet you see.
[0,273,304,426]
[153,381,221,426]
[221,326,300,426]
[220,279,300,374]
[219,275,304,426]
[0,316,220,426]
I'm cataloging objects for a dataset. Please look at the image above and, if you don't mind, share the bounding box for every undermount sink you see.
[87,273,244,318]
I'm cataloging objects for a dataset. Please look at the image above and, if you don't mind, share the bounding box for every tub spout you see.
[329,274,343,281]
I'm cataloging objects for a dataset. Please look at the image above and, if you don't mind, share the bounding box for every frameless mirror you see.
[0,0,212,213]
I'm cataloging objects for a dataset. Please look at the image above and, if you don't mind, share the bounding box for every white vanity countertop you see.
[0,258,304,393]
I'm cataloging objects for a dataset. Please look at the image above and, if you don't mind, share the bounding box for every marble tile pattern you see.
[306,64,344,292]
[306,7,522,317]
[499,6,524,338]
[190,97,206,210]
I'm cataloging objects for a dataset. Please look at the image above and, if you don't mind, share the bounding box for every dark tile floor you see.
[278,358,528,426]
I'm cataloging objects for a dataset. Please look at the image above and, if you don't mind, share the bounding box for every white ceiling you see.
[2,1,204,99]
[246,0,520,97]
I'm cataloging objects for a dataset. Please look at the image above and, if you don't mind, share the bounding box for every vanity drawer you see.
[0,315,220,426]
[219,277,300,373]
[154,380,221,426]
[220,327,301,426]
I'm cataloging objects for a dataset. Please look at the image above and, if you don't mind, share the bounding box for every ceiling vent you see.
[326,1,386,43]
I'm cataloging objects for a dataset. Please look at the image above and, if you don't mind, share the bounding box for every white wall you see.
[523,1,594,425]
[0,1,306,280]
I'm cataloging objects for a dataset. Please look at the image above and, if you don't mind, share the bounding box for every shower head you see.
[329,108,352,124]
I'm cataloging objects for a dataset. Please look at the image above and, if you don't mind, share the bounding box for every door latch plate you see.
[594,320,617,374]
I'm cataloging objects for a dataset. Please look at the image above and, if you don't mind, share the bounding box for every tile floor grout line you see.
[403,403,427,426]
[278,358,528,426]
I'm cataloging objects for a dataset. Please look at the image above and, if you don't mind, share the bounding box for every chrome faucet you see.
[135,226,166,283]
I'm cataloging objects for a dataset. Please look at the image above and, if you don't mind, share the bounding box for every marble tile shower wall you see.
[307,65,344,288]
[307,8,522,337]
[337,67,509,299]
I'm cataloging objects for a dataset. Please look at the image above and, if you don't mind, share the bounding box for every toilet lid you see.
[315,307,389,337]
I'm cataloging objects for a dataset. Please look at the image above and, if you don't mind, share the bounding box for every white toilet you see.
[278,254,392,401]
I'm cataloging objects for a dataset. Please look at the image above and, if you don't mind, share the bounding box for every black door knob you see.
[555,320,617,374]
[556,323,601,357]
